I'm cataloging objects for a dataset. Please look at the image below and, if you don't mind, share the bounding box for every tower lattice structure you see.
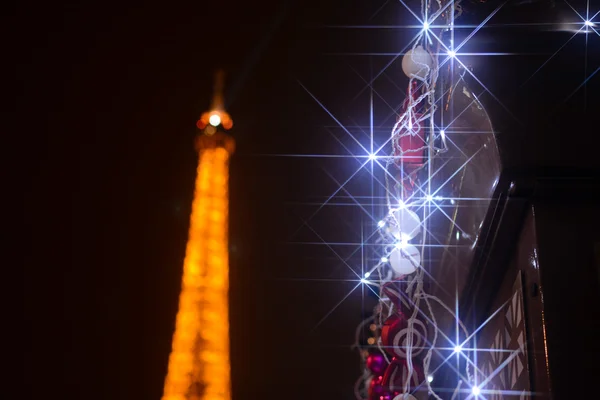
[162,72,234,400]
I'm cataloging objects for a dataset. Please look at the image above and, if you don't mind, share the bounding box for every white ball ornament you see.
[392,208,421,240]
[389,244,421,276]
[393,395,418,400]
[402,45,433,79]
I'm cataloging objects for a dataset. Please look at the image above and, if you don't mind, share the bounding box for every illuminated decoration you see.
[275,0,569,396]
[352,0,502,397]
[162,71,235,400]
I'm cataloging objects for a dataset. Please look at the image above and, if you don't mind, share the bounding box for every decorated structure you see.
[162,71,234,400]
[353,0,600,399]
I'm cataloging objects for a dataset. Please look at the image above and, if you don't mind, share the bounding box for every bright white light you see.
[456,231,460,240]
[381,256,388,263]
[440,129,445,139]
[448,50,456,58]
[364,272,371,278]
[361,278,368,284]
[377,220,385,228]
[368,153,377,161]
[426,195,433,202]
[400,232,412,241]
[398,199,406,209]
[472,386,481,396]
[423,21,430,30]
[585,20,593,26]
[453,345,462,353]
[427,375,434,383]
[450,199,456,205]
[209,114,221,126]
[395,240,409,249]
[434,196,443,201]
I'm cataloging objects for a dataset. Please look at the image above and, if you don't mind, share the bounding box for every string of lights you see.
[282,1,598,398]
[354,1,478,399]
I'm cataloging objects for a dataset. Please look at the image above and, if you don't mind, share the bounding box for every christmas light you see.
[584,20,593,26]
[377,220,386,228]
[381,256,388,263]
[423,21,430,30]
[427,375,434,383]
[472,386,481,396]
[364,272,371,278]
[447,50,456,58]
[395,240,409,249]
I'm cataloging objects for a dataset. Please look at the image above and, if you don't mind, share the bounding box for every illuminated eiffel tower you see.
[162,71,234,400]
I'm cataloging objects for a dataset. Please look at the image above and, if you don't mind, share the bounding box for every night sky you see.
[17,0,599,399]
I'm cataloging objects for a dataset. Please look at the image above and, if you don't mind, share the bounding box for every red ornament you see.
[368,375,386,400]
[381,358,425,394]
[382,280,409,309]
[367,352,388,376]
[393,81,426,170]
[381,312,428,359]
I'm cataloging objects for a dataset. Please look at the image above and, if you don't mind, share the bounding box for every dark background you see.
[16,0,598,399]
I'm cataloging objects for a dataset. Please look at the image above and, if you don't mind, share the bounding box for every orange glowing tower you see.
[162,71,234,400]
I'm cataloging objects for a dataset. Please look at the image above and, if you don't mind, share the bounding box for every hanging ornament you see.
[382,280,408,310]
[401,45,433,79]
[367,352,388,376]
[391,208,421,240]
[393,81,426,170]
[381,358,425,394]
[368,375,387,400]
[393,394,418,400]
[389,245,421,276]
[381,312,428,359]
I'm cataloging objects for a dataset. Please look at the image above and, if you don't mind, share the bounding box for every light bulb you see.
[209,113,221,127]
[423,21,430,30]
[368,153,376,161]
[448,50,456,58]
[472,386,481,396]
[427,375,434,383]
[454,345,462,353]
[395,240,408,249]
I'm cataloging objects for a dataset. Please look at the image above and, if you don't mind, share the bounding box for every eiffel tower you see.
[162,71,234,400]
